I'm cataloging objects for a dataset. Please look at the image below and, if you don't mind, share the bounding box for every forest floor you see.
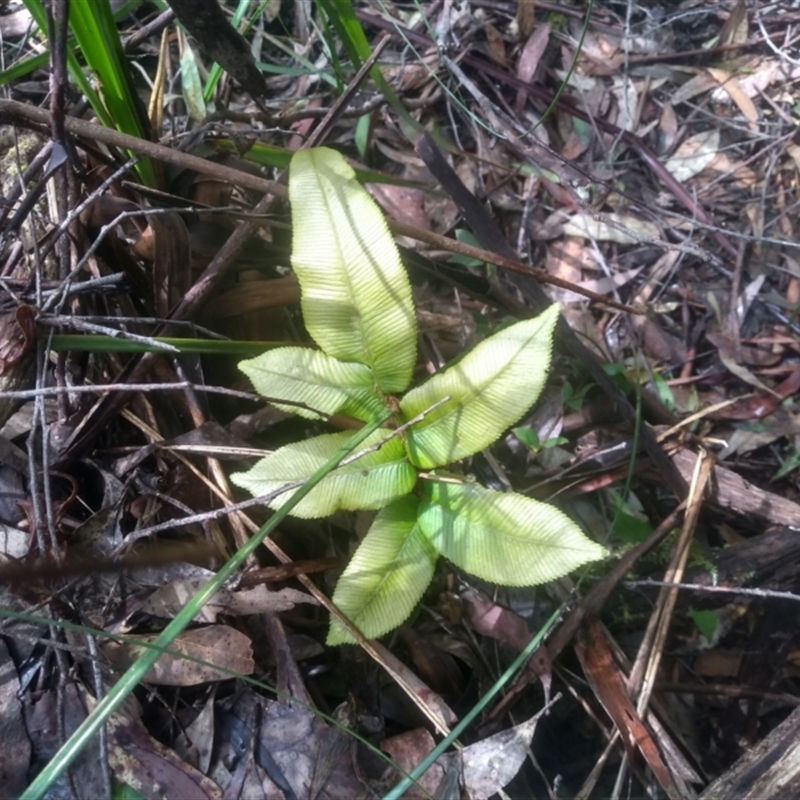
[3,1,800,798]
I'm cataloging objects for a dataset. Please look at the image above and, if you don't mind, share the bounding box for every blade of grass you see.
[22,0,109,126]
[313,0,421,135]
[21,0,156,186]
[67,0,156,185]
[21,410,391,800]
[0,0,143,87]
[48,334,291,355]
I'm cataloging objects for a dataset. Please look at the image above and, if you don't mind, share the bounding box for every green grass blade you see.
[0,50,50,85]
[49,335,288,355]
[203,0,263,102]
[313,0,421,134]
[22,0,110,126]
[68,0,156,185]
[1,0,139,87]
[20,410,391,800]
[21,0,156,185]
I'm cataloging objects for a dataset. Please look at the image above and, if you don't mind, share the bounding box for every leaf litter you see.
[4,0,800,797]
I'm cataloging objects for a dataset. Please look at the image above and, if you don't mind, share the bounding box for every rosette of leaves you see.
[232,148,606,645]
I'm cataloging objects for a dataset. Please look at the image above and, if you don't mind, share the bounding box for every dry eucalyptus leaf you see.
[562,213,660,245]
[670,71,718,106]
[226,584,317,616]
[707,68,758,131]
[103,625,254,685]
[0,524,27,559]
[664,129,720,181]
[720,0,748,45]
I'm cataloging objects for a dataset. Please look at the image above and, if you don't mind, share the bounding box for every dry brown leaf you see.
[438,712,547,800]
[671,70,718,106]
[103,625,254,685]
[173,691,215,773]
[0,523,28,560]
[516,0,535,38]
[0,638,29,797]
[0,8,34,38]
[368,183,431,231]
[132,212,192,316]
[575,618,682,800]
[707,151,759,188]
[204,274,300,321]
[693,650,742,678]
[484,22,506,65]
[141,573,315,622]
[658,103,679,154]
[106,709,222,798]
[610,75,638,133]
[253,698,365,798]
[0,306,35,378]
[381,729,444,800]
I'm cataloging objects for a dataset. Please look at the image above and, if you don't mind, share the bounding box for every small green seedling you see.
[232,148,606,644]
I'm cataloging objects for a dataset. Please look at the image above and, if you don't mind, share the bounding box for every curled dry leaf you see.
[514,23,550,115]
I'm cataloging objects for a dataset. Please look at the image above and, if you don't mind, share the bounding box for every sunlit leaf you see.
[289,148,417,392]
[239,347,385,421]
[231,430,416,519]
[419,479,607,585]
[401,306,560,468]
[328,496,437,645]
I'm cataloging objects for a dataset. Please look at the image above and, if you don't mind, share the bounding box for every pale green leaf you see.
[289,148,417,392]
[239,347,384,421]
[418,479,607,585]
[401,305,560,468]
[231,430,416,519]
[328,496,438,645]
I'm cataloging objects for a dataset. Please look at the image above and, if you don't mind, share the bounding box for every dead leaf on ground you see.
[141,571,316,622]
[381,728,444,800]
[439,710,551,800]
[574,617,683,800]
[106,708,222,799]
[664,129,720,181]
[103,625,254,685]
[562,212,661,245]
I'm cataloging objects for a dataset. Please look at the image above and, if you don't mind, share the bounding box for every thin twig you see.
[625,580,800,604]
